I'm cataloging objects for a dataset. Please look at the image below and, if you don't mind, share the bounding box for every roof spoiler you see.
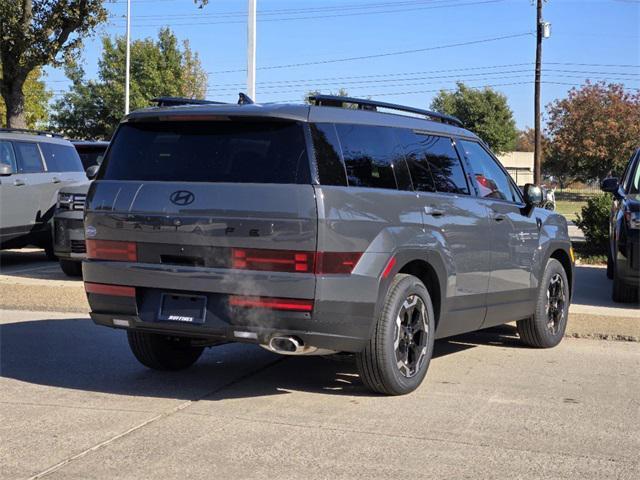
[150,97,228,107]
[307,94,464,128]
[151,93,256,108]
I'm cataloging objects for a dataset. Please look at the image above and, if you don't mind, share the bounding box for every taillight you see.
[229,249,362,274]
[229,295,313,312]
[85,282,135,297]
[315,252,362,274]
[231,248,314,273]
[86,239,137,261]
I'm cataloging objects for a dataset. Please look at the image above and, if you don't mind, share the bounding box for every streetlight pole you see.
[247,0,257,100]
[125,0,131,114]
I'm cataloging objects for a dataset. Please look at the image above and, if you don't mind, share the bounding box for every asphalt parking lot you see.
[1,249,638,479]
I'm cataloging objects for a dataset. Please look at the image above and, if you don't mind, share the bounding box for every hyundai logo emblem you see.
[169,190,195,206]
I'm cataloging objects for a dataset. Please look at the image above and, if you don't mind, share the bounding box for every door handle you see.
[52,177,61,184]
[424,205,445,217]
[493,214,506,222]
[13,178,25,186]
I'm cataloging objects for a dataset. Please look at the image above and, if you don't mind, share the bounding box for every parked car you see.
[72,140,109,171]
[83,95,574,395]
[0,128,87,256]
[601,147,640,303]
[54,141,109,276]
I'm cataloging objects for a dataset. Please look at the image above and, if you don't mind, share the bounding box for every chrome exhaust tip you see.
[269,336,303,354]
[261,336,337,356]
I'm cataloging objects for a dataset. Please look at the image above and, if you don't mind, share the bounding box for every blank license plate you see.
[158,293,207,324]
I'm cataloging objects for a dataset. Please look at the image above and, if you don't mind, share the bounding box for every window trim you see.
[455,139,525,206]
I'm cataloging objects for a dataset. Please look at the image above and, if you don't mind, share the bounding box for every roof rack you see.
[307,94,464,128]
[151,96,228,107]
[0,127,63,138]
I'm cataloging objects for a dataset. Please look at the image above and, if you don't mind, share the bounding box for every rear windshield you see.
[99,120,310,184]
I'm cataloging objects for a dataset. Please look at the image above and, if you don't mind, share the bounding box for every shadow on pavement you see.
[0,249,74,282]
[572,265,638,310]
[0,318,525,400]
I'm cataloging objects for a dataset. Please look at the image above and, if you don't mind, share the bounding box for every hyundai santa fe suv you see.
[83,95,574,395]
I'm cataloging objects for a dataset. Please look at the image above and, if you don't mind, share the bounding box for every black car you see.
[601,147,640,303]
[71,140,110,171]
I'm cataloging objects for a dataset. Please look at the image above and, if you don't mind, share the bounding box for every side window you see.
[40,143,84,172]
[335,124,398,190]
[14,142,44,174]
[310,123,347,186]
[0,141,17,172]
[397,129,469,194]
[458,140,520,202]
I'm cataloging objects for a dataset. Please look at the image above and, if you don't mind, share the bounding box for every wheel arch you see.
[379,249,447,332]
[549,247,573,299]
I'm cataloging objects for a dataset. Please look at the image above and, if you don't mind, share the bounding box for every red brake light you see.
[315,252,362,274]
[231,248,314,273]
[229,295,313,312]
[86,240,137,261]
[85,282,135,297]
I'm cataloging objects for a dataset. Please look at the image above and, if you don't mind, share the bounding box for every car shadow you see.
[572,265,638,310]
[0,248,76,282]
[0,317,526,400]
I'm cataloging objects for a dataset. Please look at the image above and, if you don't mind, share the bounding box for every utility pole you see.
[534,0,550,185]
[247,0,257,100]
[125,0,131,115]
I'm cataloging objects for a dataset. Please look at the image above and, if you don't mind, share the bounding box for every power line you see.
[208,32,533,74]
[111,0,506,27]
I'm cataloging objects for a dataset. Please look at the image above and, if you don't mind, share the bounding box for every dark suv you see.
[602,147,640,303]
[83,95,574,395]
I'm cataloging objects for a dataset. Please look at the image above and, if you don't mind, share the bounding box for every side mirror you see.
[523,183,543,207]
[86,165,99,180]
[600,177,619,193]
[0,164,13,176]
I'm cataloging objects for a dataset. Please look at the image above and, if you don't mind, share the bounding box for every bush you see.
[575,193,611,253]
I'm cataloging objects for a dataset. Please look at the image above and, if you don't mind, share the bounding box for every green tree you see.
[0,0,107,128]
[430,82,518,153]
[51,28,208,139]
[0,67,52,129]
[545,81,640,181]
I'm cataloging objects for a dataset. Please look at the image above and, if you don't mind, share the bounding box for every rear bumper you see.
[83,259,386,353]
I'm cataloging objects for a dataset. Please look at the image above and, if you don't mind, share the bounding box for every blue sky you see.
[45,0,640,129]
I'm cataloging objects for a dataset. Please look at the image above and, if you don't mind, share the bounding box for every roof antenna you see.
[238,92,254,105]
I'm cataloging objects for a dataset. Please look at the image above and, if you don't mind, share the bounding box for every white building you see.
[498,151,534,186]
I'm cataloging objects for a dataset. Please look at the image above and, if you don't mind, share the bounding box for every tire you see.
[606,249,614,280]
[612,266,638,303]
[43,241,56,261]
[517,258,570,348]
[59,259,82,277]
[127,331,204,371]
[356,274,435,395]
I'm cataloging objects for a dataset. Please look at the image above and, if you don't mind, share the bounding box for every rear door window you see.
[334,124,400,190]
[397,130,469,194]
[40,143,84,172]
[100,121,310,184]
[458,140,521,202]
[14,142,44,173]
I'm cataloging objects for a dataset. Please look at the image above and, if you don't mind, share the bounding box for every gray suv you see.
[83,95,574,395]
[0,129,87,255]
